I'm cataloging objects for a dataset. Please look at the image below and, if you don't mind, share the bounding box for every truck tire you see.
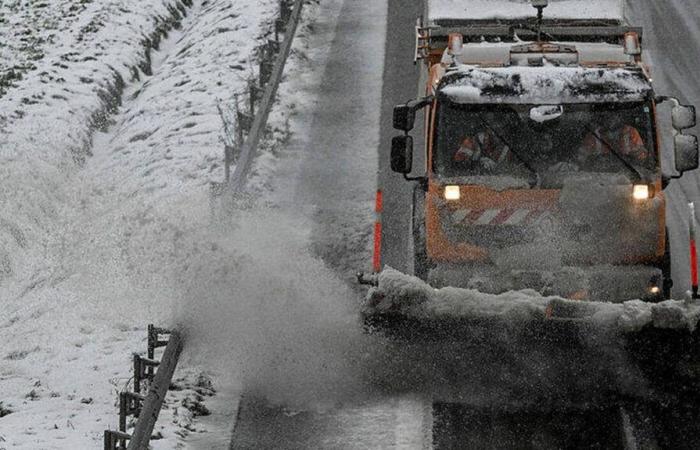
[412,183,429,280]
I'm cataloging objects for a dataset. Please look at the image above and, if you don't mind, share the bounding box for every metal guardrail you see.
[105,1,306,447]
[104,325,184,450]
[228,0,305,192]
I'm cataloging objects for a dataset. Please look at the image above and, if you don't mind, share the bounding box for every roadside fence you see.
[103,325,184,450]
[211,0,304,203]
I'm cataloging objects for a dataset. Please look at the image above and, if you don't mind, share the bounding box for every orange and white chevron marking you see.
[451,208,553,226]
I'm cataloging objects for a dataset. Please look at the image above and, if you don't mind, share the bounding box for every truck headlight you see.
[633,184,652,201]
[444,185,461,201]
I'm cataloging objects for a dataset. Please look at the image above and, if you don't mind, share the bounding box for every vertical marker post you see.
[373,190,383,273]
[690,202,699,299]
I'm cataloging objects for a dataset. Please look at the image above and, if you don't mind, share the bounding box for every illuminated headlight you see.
[650,286,661,295]
[444,185,461,201]
[633,184,651,201]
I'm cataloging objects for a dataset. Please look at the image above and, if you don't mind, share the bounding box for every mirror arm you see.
[403,174,427,182]
[406,95,434,112]
[656,95,679,106]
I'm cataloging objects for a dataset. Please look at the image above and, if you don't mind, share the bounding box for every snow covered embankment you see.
[366,268,700,334]
[0,0,193,300]
[0,0,283,448]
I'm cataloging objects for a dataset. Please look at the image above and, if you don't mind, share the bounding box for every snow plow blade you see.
[359,268,700,354]
[359,268,700,403]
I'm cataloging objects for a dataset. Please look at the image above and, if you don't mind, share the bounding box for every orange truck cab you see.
[390,0,699,301]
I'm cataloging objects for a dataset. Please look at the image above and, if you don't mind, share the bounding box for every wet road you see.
[227,0,700,448]
[626,0,700,297]
[228,0,436,447]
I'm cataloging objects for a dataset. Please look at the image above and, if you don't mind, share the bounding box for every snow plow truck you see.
[361,0,700,350]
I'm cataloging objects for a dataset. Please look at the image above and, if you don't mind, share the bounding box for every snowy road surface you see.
[227,0,438,448]
[226,0,438,449]
[227,0,700,448]
[626,0,700,297]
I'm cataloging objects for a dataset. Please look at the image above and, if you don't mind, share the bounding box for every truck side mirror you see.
[391,135,413,174]
[672,105,697,130]
[393,105,416,132]
[675,134,699,173]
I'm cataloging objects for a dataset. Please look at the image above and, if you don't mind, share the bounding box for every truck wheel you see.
[412,183,429,280]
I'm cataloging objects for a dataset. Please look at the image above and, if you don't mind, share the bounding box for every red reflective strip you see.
[373,222,382,273]
[466,209,485,224]
[491,208,515,225]
[691,239,698,289]
[373,190,383,273]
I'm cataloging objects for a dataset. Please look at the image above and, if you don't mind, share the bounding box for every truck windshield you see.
[433,102,657,182]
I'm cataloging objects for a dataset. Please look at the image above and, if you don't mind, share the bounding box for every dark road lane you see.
[378,0,425,274]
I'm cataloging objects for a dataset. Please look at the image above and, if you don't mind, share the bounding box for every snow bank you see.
[366,268,700,333]
[0,0,190,300]
[0,0,285,447]
[427,0,624,22]
[441,66,651,104]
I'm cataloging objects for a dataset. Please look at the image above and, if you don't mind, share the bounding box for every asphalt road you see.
[227,0,700,448]
[626,0,700,297]
[377,0,424,274]
[228,0,433,447]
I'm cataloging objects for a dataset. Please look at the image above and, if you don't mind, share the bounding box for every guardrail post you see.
[248,80,257,116]
[280,0,292,23]
[134,354,160,395]
[275,19,285,42]
[119,392,128,432]
[229,0,305,192]
[237,111,253,134]
[259,59,273,86]
[267,39,280,56]
[127,331,184,450]
[104,430,131,450]
[119,391,145,431]
[147,325,170,378]
[133,354,142,395]
[105,325,182,450]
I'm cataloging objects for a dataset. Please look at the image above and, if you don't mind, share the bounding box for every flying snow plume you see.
[173,205,372,409]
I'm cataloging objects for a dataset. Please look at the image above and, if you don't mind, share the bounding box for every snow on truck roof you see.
[440,66,651,104]
[427,0,625,23]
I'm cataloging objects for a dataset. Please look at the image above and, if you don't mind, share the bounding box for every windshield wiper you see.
[582,124,644,182]
[477,116,539,187]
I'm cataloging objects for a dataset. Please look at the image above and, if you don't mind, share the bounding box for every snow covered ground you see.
[0,0,313,447]
[4,0,700,447]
